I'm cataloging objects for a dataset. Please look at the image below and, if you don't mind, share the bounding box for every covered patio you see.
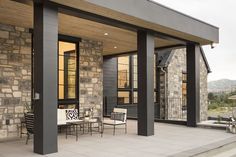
[0,0,219,155]
[0,120,235,157]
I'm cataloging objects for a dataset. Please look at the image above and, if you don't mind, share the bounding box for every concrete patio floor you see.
[0,120,235,157]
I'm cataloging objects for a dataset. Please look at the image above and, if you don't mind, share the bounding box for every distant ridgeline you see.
[208,79,236,93]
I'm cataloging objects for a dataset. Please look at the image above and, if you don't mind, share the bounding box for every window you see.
[133,91,138,104]
[117,54,157,105]
[182,72,187,109]
[133,55,137,89]
[154,54,157,102]
[118,91,130,104]
[118,56,130,88]
[58,40,79,109]
[118,56,131,104]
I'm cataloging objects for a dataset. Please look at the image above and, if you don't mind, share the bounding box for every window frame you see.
[117,55,133,105]
[117,54,158,105]
[182,71,187,109]
[58,35,81,109]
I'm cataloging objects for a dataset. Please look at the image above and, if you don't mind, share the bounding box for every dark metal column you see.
[33,2,58,154]
[186,43,200,127]
[137,30,155,136]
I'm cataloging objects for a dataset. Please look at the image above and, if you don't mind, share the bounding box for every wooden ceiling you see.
[0,0,179,55]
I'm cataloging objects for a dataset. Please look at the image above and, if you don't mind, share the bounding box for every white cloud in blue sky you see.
[154,0,236,81]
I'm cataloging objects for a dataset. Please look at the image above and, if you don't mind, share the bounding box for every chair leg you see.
[125,123,127,134]
[101,123,104,137]
[26,133,30,145]
[113,125,115,136]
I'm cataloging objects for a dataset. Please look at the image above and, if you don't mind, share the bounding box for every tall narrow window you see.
[133,55,137,89]
[133,55,138,103]
[154,54,157,102]
[118,56,130,88]
[58,41,79,109]
[118,56,130,104]
[182,72,187,109]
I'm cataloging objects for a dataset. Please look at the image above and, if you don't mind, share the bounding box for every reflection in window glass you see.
[58,41,76,99]
[58,104,76,109]
[118,56,130,88]
[182,73,187,108]
[133,91,138,104]
[154,55,157,102]
[118,92,130,104]
[133,55,137,89]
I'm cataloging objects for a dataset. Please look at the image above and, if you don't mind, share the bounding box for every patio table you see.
[66,119,102,141]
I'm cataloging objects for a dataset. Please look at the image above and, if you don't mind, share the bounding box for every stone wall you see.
[162,48,208,121]
[79,39,103,117]
[0,23,32,139]
[200,54,208,121]
[166,48,187,120]
[0,23,103,140]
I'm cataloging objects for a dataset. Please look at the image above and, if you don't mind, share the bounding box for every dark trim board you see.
[103,44,185,58]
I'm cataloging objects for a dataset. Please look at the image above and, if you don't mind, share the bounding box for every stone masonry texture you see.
[79,39,103,117]
[0,23,31,139]
[159,48,208,121]
[0,23,103,140]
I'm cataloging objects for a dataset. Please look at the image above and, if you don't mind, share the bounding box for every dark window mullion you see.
[130,55,133,104]
[155,54,158,103]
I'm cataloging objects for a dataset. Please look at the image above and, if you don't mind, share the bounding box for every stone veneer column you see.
[0,23,31,139]
[79,39,103,117]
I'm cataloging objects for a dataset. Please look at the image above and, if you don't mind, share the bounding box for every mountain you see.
[208,79,236,93]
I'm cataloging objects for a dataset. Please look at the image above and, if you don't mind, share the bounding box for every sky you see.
[154,0,236,81]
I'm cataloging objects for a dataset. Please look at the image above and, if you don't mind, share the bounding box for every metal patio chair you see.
[102,108,127,136]
[24,112,34,144]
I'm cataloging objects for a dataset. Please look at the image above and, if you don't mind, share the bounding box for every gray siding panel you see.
[103,57,117,115]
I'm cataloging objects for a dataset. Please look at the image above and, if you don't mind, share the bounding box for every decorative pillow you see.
[66,110,79,120]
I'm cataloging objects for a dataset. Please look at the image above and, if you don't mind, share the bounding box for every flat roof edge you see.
[148,0,219,30]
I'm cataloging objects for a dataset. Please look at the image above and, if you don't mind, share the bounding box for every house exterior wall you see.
[0,23,103,140]
[166,49,187,120]
[79,39,103,117]
[0,23,32,139]
[161,48,208,121]
[200,54,208,121]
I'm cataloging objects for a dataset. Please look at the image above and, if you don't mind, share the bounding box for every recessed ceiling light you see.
[114,46,117,49]
[104,33,109,36]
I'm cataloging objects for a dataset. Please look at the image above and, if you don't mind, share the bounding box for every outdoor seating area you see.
[22,108,128,143]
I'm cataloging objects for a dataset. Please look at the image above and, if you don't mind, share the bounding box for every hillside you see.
[208,79,236,93]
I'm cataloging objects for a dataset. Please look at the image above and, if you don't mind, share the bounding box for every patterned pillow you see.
[66,110,79,120]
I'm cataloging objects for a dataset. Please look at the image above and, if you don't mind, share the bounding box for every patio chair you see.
[24,112,34,144]
[102,108,127,136]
